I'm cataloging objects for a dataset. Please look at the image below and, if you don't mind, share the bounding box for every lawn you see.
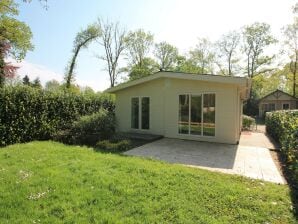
[0,141,295,223]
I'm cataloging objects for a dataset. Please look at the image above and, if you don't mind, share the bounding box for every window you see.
[178,95,190,134]
[262,104,269,112]
[131,97,150,130]
[282,103,290,110]
[141,97,150,129]
[131,98,139,129]
[178,93,215,137]
[269,103,275,111]
[203,94,215,136]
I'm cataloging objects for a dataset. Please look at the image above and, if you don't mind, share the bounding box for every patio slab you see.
[124,137,285,184]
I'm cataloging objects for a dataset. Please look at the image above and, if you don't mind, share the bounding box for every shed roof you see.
[258,89,297,102]
[106,71,251,99]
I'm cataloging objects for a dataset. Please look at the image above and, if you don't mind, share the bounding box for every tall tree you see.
[65,24,101,88]
[189,38,215,74]
[174,55,201,74]
[0,0,33,86]
[216,31,240,76]
[283,4,298,97]
[22,75,30,85]
[128,57,159,80]
[32,77,41,88]
[45,79,60,91]
[154,41,178,70]
[125,29,154,68]
[97,19,126,87]
[242,22,276,78]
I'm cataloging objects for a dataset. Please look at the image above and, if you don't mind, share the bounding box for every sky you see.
[11,0,296,91]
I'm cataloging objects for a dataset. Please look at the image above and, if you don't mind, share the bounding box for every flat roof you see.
[105,71,250,93]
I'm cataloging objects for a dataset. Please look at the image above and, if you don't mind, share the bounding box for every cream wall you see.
[115,78,165,135]
[163,78,239,144]
[114,77,241,144]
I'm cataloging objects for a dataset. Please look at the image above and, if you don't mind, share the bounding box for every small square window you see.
[282,103,290,110]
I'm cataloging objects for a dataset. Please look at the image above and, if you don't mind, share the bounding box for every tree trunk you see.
[66,46,80,88]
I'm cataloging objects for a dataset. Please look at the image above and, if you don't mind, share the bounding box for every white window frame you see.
[177,92,216,138]
[130,96,150,131]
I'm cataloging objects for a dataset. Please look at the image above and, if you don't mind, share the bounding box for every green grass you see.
[0,141,295,223]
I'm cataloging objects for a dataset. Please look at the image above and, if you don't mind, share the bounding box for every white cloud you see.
[8,58,63,82]
[7,58,107,91]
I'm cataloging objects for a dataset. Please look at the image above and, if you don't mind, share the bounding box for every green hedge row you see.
[0,86,115,146]
[266,110,298,182]
[242,115,256,130]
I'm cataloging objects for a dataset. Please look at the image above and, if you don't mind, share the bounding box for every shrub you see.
[69,109,116,145]
[0,85,115,146]
[242,115,256,130]
[95,139,131,153]
[266,110,298,183]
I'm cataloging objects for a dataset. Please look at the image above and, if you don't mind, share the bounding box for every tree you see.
[189,38,215,74]
[32,77,42,88]
[97,19,126,87]
[45,79,60,91]
[125,29,154,68]
[22,75,30,85]
[216,31,240,76]
[128,57,159,80]
[65,24,101,88]
[242,22,276,78]
[174,55,202,74]
[154,41,178,70]
[0,0,33,86]
[282,4,298,97]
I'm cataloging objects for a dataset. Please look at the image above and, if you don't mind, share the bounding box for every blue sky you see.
[14,0,295,91]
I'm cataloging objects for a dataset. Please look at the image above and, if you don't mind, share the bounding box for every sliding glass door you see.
[178,93,215,137]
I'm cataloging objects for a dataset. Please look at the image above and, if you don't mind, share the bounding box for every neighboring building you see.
[106,71,250,144]
[258,89,298,117]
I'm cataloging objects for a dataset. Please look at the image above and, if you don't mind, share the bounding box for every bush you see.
[69,109,116,145]
[266,110,298,183]
[0,85,115,146]
[242,115,256,130]
[95,139,131,153]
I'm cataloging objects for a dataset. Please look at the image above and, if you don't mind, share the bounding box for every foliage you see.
[242,22,276,78]
[0,0,33,60]
[215,31,240,76]
[69,109,115,144]
[125,29,154,68]
[0,85,115,146]
[242,115,256,130]
[45,79,60,91]
[174,55,201,74]
[189,38,215,74]
[154,41,178,70]
[283,6,298,97]
[128,57,159,80]
[65,23,101,88]
[97,19,126,87]
[0,0,33,86]
[0,141,295,223]
[266,110,298,184]
[95,139,130,153]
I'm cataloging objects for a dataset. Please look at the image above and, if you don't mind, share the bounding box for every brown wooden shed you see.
[258,89,298,117]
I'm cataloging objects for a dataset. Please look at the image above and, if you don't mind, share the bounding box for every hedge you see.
[266,110,298,182]
[242,115,255,130]
[0,86,115,146]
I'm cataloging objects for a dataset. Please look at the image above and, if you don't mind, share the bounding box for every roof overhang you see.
[105,71,251,100]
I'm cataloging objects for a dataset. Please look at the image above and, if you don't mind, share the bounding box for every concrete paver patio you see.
[124,134,285,184]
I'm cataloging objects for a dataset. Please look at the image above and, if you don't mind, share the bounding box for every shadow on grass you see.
[275,150,298,219]
[93,138,158,154]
